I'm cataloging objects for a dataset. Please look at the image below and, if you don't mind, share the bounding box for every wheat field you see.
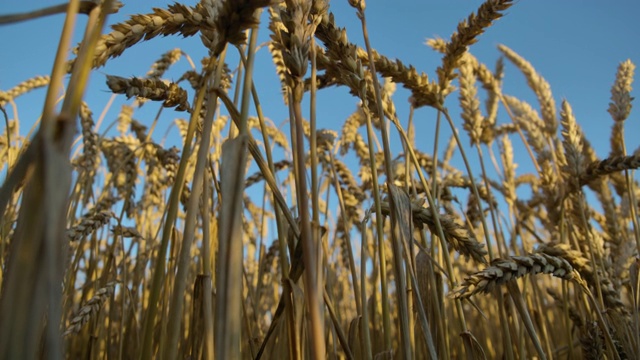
[0,0,638,359]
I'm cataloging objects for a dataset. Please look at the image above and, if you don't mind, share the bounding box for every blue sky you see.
[1,1,640,191]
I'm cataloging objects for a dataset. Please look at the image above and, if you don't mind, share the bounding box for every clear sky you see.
[1,1,640,181]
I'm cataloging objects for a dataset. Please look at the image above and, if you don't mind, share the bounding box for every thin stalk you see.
[441,108,495,260]
[201,169,215,359]
[419,230,450,359]
[363,107,392,350]
[573,190,605,309]
[323,290,355,359]
[309,37,323,299]
[164,65,223,358]
[328,150,361,313]
[0,1,104,25]
[431,110,442,203]
[237,49,291,279]
[139,50,215,359]
[215,89,299,236]
[498,95,541,174]
[506,282,547,360]
[239,25,261,134]
[390,189,438,359]
[576,280,622,360]
[290,89,325,359]
[358,9,410,354]
[359,221,373,360]
[473,145,505,256]
[618,133,640,256]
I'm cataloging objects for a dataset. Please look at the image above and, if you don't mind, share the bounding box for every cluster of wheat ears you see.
[0,0,638,359]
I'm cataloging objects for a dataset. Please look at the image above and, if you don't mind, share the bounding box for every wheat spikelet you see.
[313,13,396,120]
[377,198,488,264]
[73,102,101,205]
[458,57,483,145]
[580,321,605,360]
[478,58,503,143]
[0,75,50,106]
[560,99,585,179]
[67,210,114,242]
[101,139,138,217]
[146,48,183,79]
[129,120,149,144]
[579,153,640,186]
[318,9,439,107]
[80,4,207,69]
[267,25,290,104]
[319,153,364,202]
[339,107,365,155]
[314,14,365,91]
[437,0,513,91]
[106,75,189,111]
[90,192,119,215]
[115,104,133,135]
[245,159,291,188]
[247,116,290,151]
[355,47,442,109]
[503,95,547,156]
[440,173,497,207]
[608,59,635,122]
[425,37,447,53]
[76,102,99,170]
[538,242,627,312]
[269,0,318,91]
[68,0,276,67]
[203,0,280,55]
[0,120,21,171]
[450,253,578,299]
[134,48,185,107]
[64,282,118,336]
[315,128,337,152]
[499,44,557,135]
[499,136,517,206]
[139,147,167,209]
[111,225,142,238]
[158,146,180,186]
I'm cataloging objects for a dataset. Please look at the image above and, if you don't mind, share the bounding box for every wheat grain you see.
[458,58,483,145]
[147,48,183,79]
[377,198,488,264]
[67,210,114,242]
[499,44,557,136]
[0,75,50,107]
[437,0,513,92]
[579,153,640,186]
[64,282,118,336]
[538,242,627,312]
[580,321,604,360]
[106,75,190,111]
[560,99,585,179]
[450,253,578,299]
[608,59,635,122]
